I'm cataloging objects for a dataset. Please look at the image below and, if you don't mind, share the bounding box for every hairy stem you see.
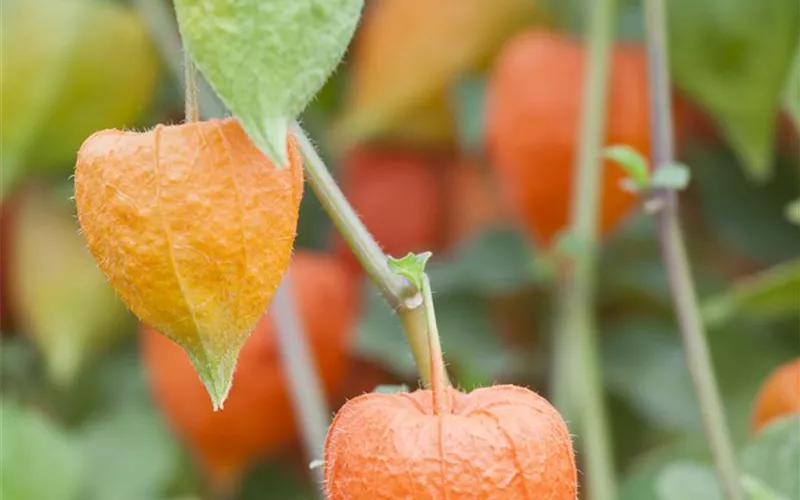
[183,51,200,122]
[553,0,619,498]
[644,2,744,499]
[292,123,437,387]
[421,274,449,414]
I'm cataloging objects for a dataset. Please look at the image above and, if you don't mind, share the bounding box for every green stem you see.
[553,0,619,498]
[421,274,450,414]
[291,123,435,387]
[644,2,745,499]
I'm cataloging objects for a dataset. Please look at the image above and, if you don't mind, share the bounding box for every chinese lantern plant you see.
[142,251,357,496]
[74,117,304,409]
[485,31,653,249]
[751,357,800,433]
[324,253,578,499]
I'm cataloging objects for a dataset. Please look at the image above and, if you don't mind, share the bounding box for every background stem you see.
[270,277,327,497]
[644,2,745,499]
[552,0,619,498]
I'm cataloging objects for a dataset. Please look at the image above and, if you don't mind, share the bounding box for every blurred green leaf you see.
[741,475,789,500]
[452,74,487,154]
[238,461,315,500]
[655,462,723,500]
[603,318,795,438]
[668,0,800,182]
[702,258,800,329]
[0,400,85,500]
[620,437,713,500]
[8,185,132,386]
[1,0,159,193]
[354,283,522,386]
[651,163,692,191]
[740,416,800,499]
[79,408,181,500]
[691,148,800,263]
[427,227,535,295]
[605,145,651,189]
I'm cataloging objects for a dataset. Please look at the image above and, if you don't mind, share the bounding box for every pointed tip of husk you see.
[183,341,245,411]
[246,115,291,169]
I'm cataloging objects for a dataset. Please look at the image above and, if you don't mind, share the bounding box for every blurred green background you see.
[1,0,799,499]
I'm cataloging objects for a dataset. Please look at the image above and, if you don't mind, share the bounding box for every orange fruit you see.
[333,147,446,275]
[334,0,544,149]
[74,117,303,408]
[324,384,577,499]
[751,357,800,433]
[486,31,651,249]
[142,251,357,493]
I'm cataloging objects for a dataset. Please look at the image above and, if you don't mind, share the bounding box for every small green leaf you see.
[702,257,800,328]
[668,0,800,182]
[785,198,800,226]
[173,0,364,167]
[372,384,411,394]
[741,475,789,500]
[651,163,692,190]
[387,252,433,290]
[655,462,723,500]
[605,144,651,188]
[0,400,85,500]
[740,416,800,499]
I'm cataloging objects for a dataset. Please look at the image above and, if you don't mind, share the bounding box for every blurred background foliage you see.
[1,0,799,499]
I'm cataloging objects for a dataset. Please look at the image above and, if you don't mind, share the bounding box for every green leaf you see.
[605,144,651,189]
[354,284,521,386]
[740,416,800,499]
[426,227,535,295]
[619,438,713,500]
[79,409,181,500]
[452,74,487,154]
[603,318,795,438]
[690,148,800,263]
[702,258,800,329]
[387,252,433,290]
[650,163,692,191]
[655,462,723,500]
[668,0,800,182]
[741,475,789,500]
[173,0,364,167]
[0,400,85,500]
